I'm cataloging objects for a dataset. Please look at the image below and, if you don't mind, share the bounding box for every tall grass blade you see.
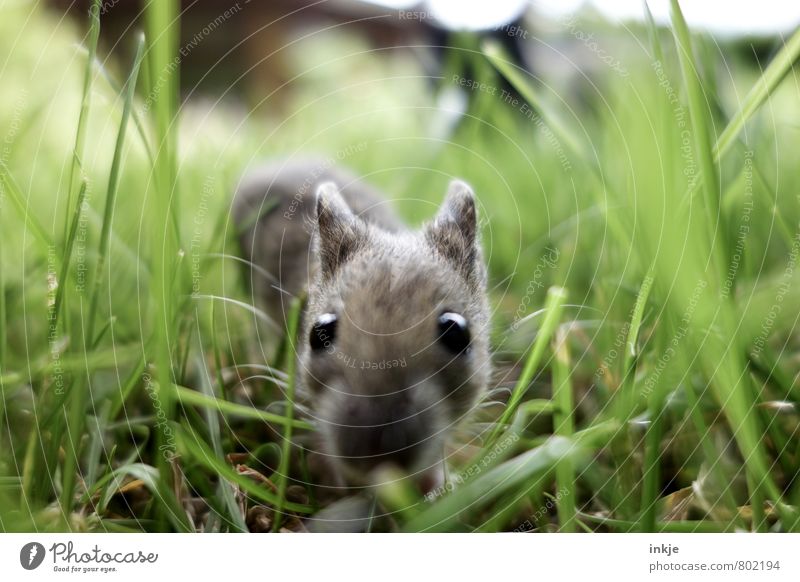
[714,27,800,161]
[0,233,5,372]
[53,179,88,327]
[176,424,312,514]
[482,42,584,157]
[552,327,576,532]
[486,286,567,448]
[64,0,102,238]
[271,297,303,532]
[60,33,146,518]
[0,166,54,249]
[616,270,655,422]
[174,384,312,430]
[192,347,246,532]
[98,463,192,532]
[482,40,632,250]
[86,33,146,345]
[670,0,723,255]
[145,0,181,531]
[670,0,789,528]
[405,422,617,532]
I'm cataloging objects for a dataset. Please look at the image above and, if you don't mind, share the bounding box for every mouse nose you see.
[333,396,433,471]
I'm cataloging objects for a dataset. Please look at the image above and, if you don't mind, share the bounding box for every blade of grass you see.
[407,439,566,532]
[176,424,312,514]
[605,269,658,529]
[201,303,245,528]
[552,326,576,532]
[670,0,790,528]
[0,166,54,249]
[643,1,664,64]
[61,33,146,517]
[173,384,311,430]
[683,379,745,529]
[674,27,800,215]
[107,357,146,421]
[482,41,632,251]
[63,0,102,238]
[750,163,795,249]
[0,371,23,387]
[375,467,424,523]
[670,0,724,261]
[271,297,303,532]
[52,179,88,327]
[86,49,156,167]
[486,286,567,449]
[79,443,116,505]
[86,33,145,345]
[713,26,800,161]
[612,271,655,523]
[639,381,667,531]
[98,463,192,531]
[175,314,194,385]
[0,233,5,372]
[84,400,111,490]
[482,42,584,157]
[90,317,115,351]
[476,481,543,533]
[746,472,767,532]
[620,270,655,419]
[210,301,228,401]
[578,511,734,533]
[192,346,247,533]
[404,421,618,532]
[145,0,181,532]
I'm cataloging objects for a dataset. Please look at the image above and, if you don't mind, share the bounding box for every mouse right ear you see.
[425,180,483,284]
[315,182,366,278]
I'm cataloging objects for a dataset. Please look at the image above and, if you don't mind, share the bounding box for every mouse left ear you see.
[426,180,482,282]
[315,182,366,278]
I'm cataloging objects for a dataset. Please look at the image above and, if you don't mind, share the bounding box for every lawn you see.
[0,0,799,532]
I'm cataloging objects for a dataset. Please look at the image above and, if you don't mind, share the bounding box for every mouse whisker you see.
[270,284,297,299]
[236,373,288,390]
[191,294,280,329]
[203,252,280,284]
[225,363,289,380]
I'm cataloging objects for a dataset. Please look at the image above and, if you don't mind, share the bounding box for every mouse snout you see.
[331,394,437,473]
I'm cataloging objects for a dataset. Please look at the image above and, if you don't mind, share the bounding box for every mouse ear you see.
[426,180,482,281]
[315,182,366,278]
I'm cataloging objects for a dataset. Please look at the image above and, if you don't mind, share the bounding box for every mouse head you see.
[298,180,490,484]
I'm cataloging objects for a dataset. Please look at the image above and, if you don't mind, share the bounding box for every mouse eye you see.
[437,312,471,354]
[310,313,337,351]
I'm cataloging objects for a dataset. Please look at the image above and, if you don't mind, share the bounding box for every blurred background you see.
[7,0,796,335]
[44,0,800,105]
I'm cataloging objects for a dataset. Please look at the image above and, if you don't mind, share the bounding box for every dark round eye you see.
[437,312,471,354]
[310,313,337,351]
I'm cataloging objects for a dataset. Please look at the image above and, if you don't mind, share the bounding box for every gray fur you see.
[233,159,401,329]
[233,160,490,484]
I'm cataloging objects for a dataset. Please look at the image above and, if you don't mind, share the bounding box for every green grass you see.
[0,1,799,532]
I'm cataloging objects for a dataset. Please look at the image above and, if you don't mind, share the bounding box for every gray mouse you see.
[233,160,491,487]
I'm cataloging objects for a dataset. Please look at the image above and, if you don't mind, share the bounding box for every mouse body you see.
[233,160,491,485]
